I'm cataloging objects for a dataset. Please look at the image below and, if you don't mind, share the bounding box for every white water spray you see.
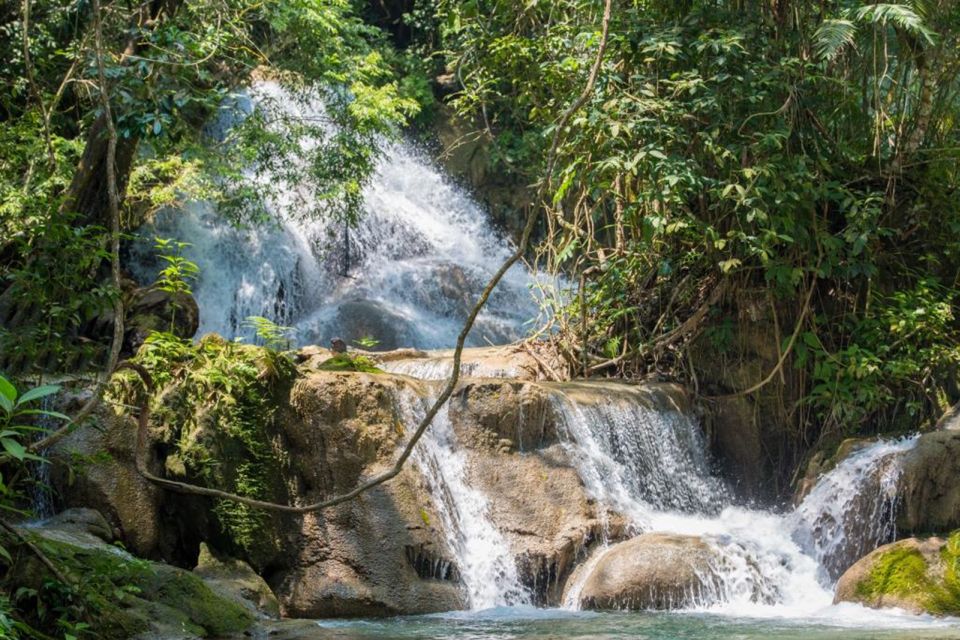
[401,389,529,609]
[545,384,920,618]
[129,83,539,350]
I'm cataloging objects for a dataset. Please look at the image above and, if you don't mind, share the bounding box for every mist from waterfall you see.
[128,83,543,351]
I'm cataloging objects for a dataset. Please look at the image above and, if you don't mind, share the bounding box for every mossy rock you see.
[3,531,254,638]
[316,353,383,373]
[834,532,960,616]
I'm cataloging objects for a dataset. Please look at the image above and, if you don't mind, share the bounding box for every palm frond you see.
[856,3,937,45]
[815,18,858,61]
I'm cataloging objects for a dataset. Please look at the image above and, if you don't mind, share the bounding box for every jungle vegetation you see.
[1,0,960,633]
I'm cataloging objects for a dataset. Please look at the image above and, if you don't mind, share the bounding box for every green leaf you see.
[1,438,26,461]
[15,384,61,407]
[0,376,16,411]
[16,409,71,422]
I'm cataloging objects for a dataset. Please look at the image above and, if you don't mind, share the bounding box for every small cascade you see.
[128,82,541,351]
[547,384,924,616]
[28,396,57,519]
[548,383,730,525]
[791,436,919,583]
[400,389,529,609]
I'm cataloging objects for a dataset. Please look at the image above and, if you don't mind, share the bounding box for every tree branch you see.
[111,0,614,514]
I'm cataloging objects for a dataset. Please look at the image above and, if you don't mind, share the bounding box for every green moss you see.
[856,533,960,616]
[930,531,960,615]
[317,353,383,373]
[857,546,930,600]
[119,334,297,569]
[9,535,253,638]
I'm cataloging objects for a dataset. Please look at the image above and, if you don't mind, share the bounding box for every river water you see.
[260,607,960,639]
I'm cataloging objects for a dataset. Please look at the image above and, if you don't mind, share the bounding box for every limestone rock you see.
[834,534,960,616]
[194,543,281,619]
[382,343,567,382]
[576,534,723,610]
[897,431,960,534]
[449,380,557,450]
[48,406,164,558]
[5,526,254,639]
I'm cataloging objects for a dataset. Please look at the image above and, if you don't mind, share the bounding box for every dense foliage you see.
[0,0,426,372]
[421,0,960,449]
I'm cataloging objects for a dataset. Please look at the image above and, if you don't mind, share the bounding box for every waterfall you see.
[790,436,919,583]
[546,385,921,616]
[548,383,730,525]
[128,82,541,350]
[400,389,529,609]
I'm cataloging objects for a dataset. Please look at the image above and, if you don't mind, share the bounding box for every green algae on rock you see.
[2,528,254,639]
[834,532,960,616]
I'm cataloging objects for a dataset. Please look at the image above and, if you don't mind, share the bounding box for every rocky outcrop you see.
[834,534,960,616]
[897,431,960,534]
[50,349,466,619]
[380,342,567,382]
[47,341,714,617]
[575,534,724,610]
[692,290,805,503]
[4,516,255,639]
[49,405,165,558]
[124,286,199,352]
[194,542,281,619]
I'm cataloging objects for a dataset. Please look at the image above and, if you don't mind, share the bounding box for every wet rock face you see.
[897,431,960,534]
[576,534,723,610]
[834,534,960,616]
[449,380,557,450]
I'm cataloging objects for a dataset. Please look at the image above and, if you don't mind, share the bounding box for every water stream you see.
[126,82,953,637]
[401,389,529,609]
[129,83,541,350]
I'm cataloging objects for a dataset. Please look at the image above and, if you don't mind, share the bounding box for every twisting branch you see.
[113,0,614,513]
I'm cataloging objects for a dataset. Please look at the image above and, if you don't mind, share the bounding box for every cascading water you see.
[545,383,922,617]
[121,81,937,627]
[128,82,541,350]
[549,383,729,523]
[401,388,529,609]
[790,436,919,583]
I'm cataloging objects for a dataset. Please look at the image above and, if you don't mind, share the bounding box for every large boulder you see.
[48,405,165,558]
[193,542,281,619]
[2,522,254,639]
[897,431,960,534]
[575,534,724,610]
[834,534,960,616]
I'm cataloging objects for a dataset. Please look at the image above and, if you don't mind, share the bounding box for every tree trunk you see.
[60,114,139,226]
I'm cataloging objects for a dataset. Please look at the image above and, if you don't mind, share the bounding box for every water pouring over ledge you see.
[124,83,954,635]
[129,82,544,350]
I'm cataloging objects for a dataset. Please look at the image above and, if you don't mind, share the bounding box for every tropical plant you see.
[243,316,294,352]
